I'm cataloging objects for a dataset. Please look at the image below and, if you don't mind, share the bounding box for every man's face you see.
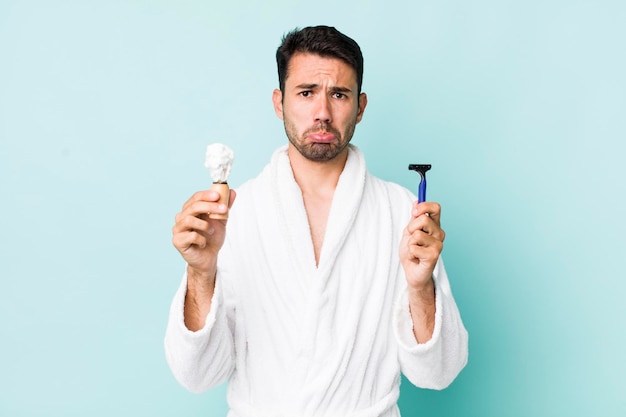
[272,53,367,163]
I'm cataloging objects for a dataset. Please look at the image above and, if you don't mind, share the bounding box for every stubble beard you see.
[283,119,357,163]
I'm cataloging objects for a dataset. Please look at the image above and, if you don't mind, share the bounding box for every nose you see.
[314,95,332,124]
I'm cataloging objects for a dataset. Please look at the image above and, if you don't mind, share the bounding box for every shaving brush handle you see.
[208,183,230,219]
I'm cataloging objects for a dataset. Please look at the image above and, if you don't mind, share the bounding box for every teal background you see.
[1,0,624,416]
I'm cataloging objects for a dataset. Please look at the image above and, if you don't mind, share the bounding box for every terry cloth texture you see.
[165,145,468,417]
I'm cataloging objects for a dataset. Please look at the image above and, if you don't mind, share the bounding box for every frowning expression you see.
[272,53,367,162]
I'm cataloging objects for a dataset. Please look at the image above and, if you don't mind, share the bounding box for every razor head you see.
[408,164,432,177]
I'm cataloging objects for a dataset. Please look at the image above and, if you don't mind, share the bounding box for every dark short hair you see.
[276,26,364,94]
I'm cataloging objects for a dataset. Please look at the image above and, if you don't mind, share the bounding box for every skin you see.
[172,52,444,343]
[271,53,367,263]
[171,189,236,331]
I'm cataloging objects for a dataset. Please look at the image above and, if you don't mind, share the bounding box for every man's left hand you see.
[399,201,445,290]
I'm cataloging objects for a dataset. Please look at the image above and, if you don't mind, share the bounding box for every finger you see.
[411,202,441,225]
[172,230,208,251]
[406,217,446,242]
[407,235,444,259]
[407,242,442,264]
[228,189,237,209]
[182,190,222,211]
[407,227,445,244]
[407,230,444,249]
[406,215,433,234]
[180,200,228,219]
[173,214,211,235]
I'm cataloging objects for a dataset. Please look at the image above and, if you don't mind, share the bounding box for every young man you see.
[166,26,468,416]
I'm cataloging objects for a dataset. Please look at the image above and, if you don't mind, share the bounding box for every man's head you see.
[276,26,364,95]
[272,26,368,163]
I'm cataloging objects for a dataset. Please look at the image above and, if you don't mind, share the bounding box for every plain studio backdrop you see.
[1,1,624,416]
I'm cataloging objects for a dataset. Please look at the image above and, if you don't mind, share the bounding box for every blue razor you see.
[408,164,432,203]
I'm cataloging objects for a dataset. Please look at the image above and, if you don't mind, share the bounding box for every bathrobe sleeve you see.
[164,270,235,393]
[393,257,469,389]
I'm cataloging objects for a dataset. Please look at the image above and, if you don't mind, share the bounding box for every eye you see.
[299,90,312,97]
[332,92,347,99]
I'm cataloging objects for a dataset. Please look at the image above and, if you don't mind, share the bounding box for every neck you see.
[287,144,348,196]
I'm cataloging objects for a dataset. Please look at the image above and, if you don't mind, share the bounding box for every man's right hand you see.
[172,189,237,277]
[172,189,236,331]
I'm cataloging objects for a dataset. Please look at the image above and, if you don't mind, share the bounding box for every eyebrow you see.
[295,83,353,94]
[330,86,353,94]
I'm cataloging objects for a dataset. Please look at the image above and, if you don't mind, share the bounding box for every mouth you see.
[308,132,336,143]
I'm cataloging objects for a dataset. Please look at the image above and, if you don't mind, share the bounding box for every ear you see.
[272,89,284,120]
[356,92,368,124]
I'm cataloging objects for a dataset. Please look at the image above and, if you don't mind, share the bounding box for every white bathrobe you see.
[165,145,468,417]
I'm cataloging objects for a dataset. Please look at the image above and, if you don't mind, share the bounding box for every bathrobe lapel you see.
[269,144,367,284]
[268,145,367,373]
